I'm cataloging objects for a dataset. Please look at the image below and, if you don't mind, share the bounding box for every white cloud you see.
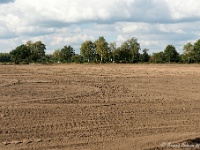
[116,35,128,44]
[116,22,152,34]
[1,0,200,54]
[50,34,95,46]
[166,0,200,21]
[158,24,187,34]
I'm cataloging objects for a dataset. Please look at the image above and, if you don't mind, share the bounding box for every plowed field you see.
[0,64,200,150]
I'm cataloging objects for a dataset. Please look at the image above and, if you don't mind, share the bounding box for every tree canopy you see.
[95,36,109,62]
[80,40,96,62]
[10,44,31,64]
[4,37,200,64]
[60,45,75,62]
[26,41,46,62]
[163,45,179,63]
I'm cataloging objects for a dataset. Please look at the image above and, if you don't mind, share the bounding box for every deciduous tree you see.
[10,45,31,64]
[95,36,109,62]
[80,40,96,62]
[26,41,46,62]
[60,45,75,62]
[53,49,61,62]
[141,49,150,62]
[194,39,200,62]
[150,52,164,63]
[0,53,11,62]
[120,37,140,63]
[183,42,194,63]
[163,45,179,63]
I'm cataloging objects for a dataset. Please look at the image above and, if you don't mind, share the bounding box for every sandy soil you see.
[0,64,200,150]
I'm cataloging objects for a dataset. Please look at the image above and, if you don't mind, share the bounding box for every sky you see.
[0,0,200,54]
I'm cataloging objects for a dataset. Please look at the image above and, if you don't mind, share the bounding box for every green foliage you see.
[150,52,165,63]
[181,39,200,63]
[193,39,200,62]
[53,49,61,62]
[80,40,96,62]
[183,42,195,63]
[8,41,46,64]
[120,42,132,62]
[112,48,121,63]
[111,37,140,63]
[10,45,31,64]
[38,54,54,64]
[5,37,200,64]
[95,36,109,62]
[108,42,116,62]
[163,45,180,63]
[60,45,75,62]
[141,49,150,62]
[126,37,140,62]
[0,53,12,62]
[72,54,83,63]
[26,41,46,62]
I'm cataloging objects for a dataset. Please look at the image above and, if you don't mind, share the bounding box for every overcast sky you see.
[0,0,200,54]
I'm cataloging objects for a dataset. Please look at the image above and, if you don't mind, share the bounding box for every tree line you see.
[1,37,200,64]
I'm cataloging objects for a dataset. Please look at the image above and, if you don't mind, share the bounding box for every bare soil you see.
[0,64,200,150]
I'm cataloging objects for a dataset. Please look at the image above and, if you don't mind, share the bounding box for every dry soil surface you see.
[0,64,200,150]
